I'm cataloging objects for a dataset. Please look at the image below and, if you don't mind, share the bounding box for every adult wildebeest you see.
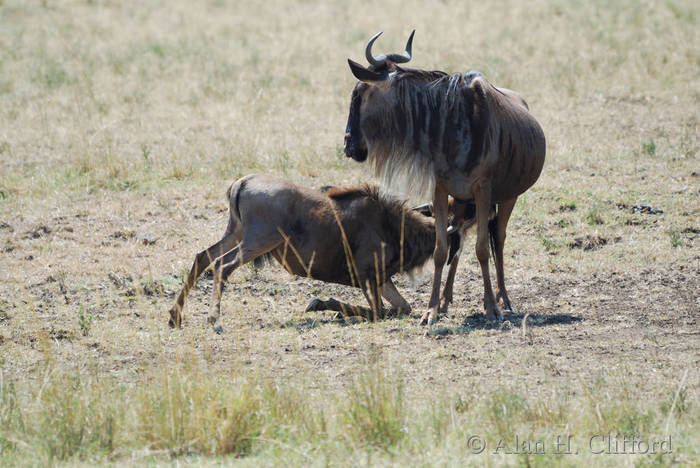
[168,174,460,333]
[344,31,546,325]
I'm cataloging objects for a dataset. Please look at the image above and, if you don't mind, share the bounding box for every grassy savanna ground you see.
[0,0,699,465]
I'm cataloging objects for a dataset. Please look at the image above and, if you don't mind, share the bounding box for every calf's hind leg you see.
[169,231,239,329]
[209,237,281,333]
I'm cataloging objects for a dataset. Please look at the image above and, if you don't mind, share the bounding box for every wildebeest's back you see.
[483,81,546,202]
[235,175,351,284]
[236,176,434,289]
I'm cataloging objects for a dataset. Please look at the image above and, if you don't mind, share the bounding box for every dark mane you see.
[393,66,448,84]
[326,184,379,200]
[393,67,484,89]
[326,184,435,274]
[362,69,489,199]
[327,184,406,216]
[394,68,485,99]
[369,189,437,276]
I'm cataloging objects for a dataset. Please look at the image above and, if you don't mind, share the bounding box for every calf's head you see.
[411,197,468,265]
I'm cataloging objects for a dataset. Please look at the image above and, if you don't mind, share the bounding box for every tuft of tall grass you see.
[260,381,328,443]
[0,369,118,464]
[340,364,406,449]
[485,390,528,440]
[585,206,605,226]
[0,374,23,456]
[579,373,662,436]
[641,139,657,156]
[0,365,697,465]
[132,367,262,457]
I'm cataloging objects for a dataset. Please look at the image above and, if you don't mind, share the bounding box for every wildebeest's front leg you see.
[381,278,411,315]
[420,186,449,326]
[361,279,385,321]
[475,183,502,321]
[491,198,517,312]
[306,278,410,319]
[307,279,385,320]
[305,297,374,319]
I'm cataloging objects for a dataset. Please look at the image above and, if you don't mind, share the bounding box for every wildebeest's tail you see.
[226,174,272,270]
[253,253,273,269]
[488,213,498,268]
[226,175,253,222]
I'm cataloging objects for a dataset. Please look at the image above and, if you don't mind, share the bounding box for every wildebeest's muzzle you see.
[343,132,367,162]
[343,88,368,162]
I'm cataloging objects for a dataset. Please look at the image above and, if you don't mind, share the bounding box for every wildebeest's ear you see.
[348,59,388,83]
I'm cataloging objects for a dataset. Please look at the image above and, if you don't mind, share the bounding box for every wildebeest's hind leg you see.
[491,198,517,312]
[168,231,239,329]
[208,237,282,334]
[475,183,503,321]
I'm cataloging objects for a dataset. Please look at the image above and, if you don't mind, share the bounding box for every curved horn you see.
[365,31,385,66]
[412,202,433,211]
[385,29,414,64]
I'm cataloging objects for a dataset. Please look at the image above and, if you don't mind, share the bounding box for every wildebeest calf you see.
[168,173,458,333]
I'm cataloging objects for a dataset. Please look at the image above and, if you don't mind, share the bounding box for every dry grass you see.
[0,0,699,466]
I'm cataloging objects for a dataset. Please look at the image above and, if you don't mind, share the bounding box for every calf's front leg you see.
[306,278,410,320]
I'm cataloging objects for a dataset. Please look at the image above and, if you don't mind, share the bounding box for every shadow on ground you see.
[281,309,408,331]
[275,308,583,336]
[427,311,583,337]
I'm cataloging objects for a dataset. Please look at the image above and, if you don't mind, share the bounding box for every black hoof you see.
[168,318,175,328]
[419,312,436,326]
[305,298,323,312]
